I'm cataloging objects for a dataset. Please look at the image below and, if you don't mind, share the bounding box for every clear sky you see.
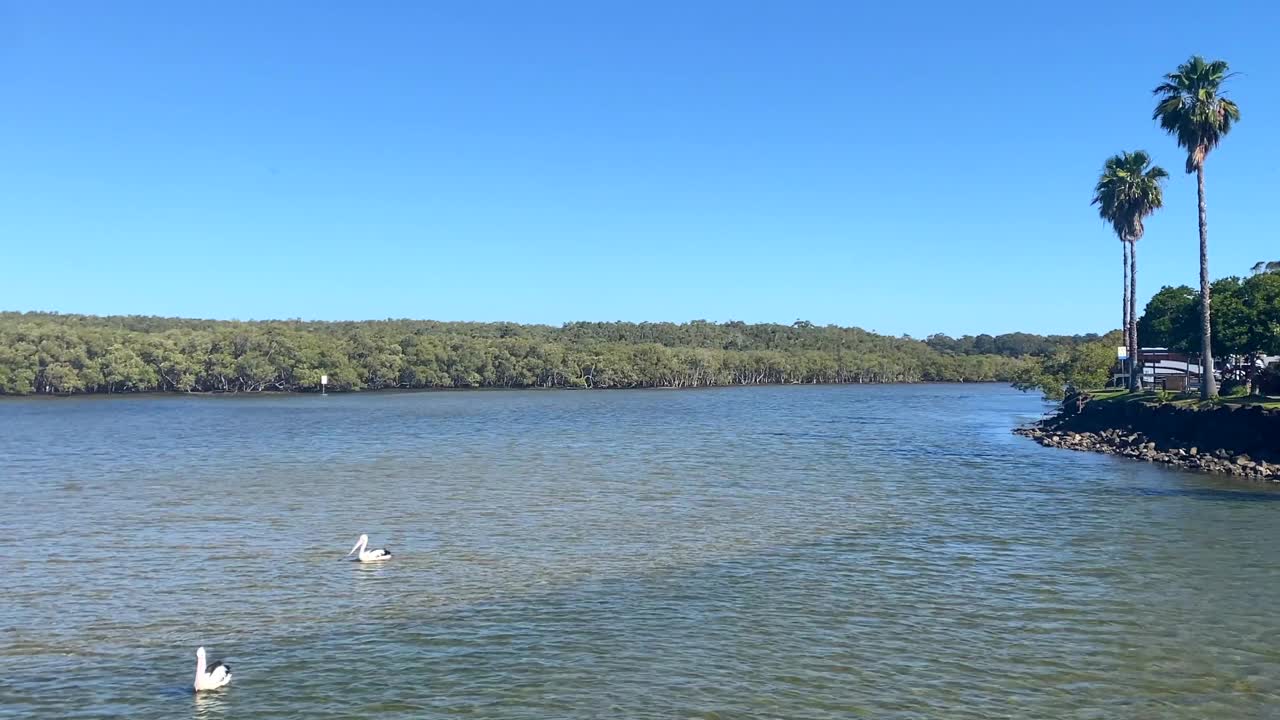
[1,1,1277,337]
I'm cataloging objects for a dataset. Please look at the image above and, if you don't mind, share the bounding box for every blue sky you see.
[1,1,1277,337]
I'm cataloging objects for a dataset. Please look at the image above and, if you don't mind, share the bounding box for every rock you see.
[1012,410,1279,482]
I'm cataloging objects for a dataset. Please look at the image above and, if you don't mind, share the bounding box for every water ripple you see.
[2,385,1279,718]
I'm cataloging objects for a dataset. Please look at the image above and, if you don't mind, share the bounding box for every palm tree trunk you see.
[1197,165,1216,399]
[1121,239,1131,386]
[1129,239,1140,391]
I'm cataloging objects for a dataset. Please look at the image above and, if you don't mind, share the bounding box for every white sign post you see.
[320,374,329,397]
[1116,346,1128,359]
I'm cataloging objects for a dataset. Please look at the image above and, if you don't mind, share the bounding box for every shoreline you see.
[1014,391,1280,481]
[1014,424,1280,480]
[0,379,1009,400]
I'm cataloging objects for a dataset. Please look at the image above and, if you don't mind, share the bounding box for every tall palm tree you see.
[1122,240,1130,367]
[1153,56,1240,399]
[1093,151,1169,391]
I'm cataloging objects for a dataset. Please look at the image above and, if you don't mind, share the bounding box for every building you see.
[1141,350,1206,390]
[1113,348,1213,391]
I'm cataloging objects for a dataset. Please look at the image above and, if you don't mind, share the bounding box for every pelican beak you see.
[346,542,360,557]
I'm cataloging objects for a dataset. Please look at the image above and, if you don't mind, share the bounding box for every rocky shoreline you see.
[1014,424,1280,481]
[1014,390,1280,481]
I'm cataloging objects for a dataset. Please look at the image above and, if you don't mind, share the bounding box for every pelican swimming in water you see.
[346,534,392,562]
[193,647,231,691]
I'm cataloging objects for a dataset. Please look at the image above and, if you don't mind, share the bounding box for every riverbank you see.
[4,379,1010,399]
[1015,390,1280,481]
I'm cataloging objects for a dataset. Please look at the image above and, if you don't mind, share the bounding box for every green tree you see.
[1239,272,1280,356]
[102,344,157,392]
[1137,285,1197,351]
[1216,273,1280,391]
[1199,275,1280,392]
[141,334,200,391]
[1153,56,1241,399]
[1092,150,1168,390]
[1013,333,1123,400]
[0,340,38,394]
[1206,277,1249,358]
[43,362,87,394]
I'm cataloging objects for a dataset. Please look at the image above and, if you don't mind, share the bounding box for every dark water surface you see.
[2,385,1278,718]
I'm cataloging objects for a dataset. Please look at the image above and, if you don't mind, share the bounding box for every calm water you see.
[2,384,1279,719]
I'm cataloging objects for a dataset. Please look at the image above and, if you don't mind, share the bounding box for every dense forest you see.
[0,313,1099,395]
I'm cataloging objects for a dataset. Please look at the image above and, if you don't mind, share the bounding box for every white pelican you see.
[193,647,231,691]
[346,533,392,562]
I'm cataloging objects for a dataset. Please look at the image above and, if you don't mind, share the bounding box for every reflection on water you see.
[192,690,229,720]
[2,384,1279,719]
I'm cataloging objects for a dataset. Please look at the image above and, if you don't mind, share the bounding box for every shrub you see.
[1221,379,1250,397]
[1257,364,1280,396]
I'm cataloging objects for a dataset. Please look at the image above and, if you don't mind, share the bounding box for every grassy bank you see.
[1080,388,1280,410]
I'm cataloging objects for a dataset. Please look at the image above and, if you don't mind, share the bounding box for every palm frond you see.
[1091,150,1168,243]
[1152,56,1240,172]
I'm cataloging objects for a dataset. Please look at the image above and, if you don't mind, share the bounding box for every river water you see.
[1,384,1278,718]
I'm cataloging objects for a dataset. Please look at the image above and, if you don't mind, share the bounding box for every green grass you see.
[1081,389,1172,404]
[1081,388,1280,410]
[1081,388,1129,401]
[1223,395,1280,410]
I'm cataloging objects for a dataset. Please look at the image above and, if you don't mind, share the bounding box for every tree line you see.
[924,332,1105,358]
[0,313,1067,395]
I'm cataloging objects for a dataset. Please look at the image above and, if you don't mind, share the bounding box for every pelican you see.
[193,647,231,691]
[346,533,392,562]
